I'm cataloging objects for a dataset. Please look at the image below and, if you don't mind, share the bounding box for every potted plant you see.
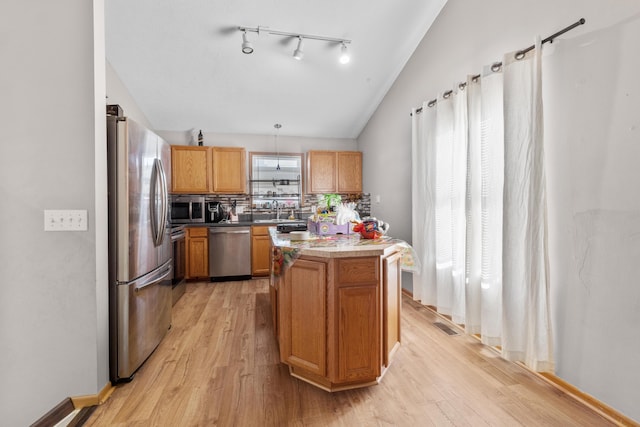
[320,193,342,212]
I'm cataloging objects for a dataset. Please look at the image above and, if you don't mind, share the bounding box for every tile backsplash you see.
[200,192,371,220]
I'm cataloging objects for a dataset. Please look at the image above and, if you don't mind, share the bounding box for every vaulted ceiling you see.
[105,0,447,138]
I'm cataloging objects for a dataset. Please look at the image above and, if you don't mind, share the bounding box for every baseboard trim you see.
[402,291,639,426]
[71,381,115,409]
[31,398,75,427]
[537,373,639,427]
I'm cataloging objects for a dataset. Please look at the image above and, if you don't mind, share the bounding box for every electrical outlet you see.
[44,210,88,231]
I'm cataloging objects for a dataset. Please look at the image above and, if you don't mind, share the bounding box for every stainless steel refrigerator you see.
[107,115,172,383]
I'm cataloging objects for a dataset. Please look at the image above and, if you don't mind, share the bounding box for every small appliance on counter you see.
[276,221,307,233]
[205,200,226,223]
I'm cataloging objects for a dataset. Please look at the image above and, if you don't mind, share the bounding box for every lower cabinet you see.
[383,251,402,366]
[332,257,380,384]
[275,250,401,391]
[186,227,209,279]
[251,225,272,276]
[279,258,327,377]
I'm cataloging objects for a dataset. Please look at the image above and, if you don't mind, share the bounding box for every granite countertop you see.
[270,229,400,259]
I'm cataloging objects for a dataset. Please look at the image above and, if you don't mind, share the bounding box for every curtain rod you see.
[411,18,586,115]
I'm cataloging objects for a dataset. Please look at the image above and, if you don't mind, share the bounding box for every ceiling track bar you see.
[411,18,585,116]
[238,26,351,44]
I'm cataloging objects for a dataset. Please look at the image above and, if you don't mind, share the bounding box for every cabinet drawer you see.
[252,225,271,236]
[188,227,209,238]
[336,257,379,284]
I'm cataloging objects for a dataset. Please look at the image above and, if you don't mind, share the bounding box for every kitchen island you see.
[269,230,406,392]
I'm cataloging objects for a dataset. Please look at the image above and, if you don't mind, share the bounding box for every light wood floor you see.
[84,279,616,426]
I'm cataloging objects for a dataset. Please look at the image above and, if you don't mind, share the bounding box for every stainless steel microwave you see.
[170,195,205,224]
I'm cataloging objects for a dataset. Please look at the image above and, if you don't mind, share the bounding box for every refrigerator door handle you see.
[132,261,173,293]
[150,158,167,247]
[157,158,168,244]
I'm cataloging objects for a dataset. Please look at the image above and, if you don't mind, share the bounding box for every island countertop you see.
[270,229,401,258]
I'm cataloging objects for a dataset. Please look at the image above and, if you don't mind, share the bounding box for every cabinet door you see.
[251,234,272,276]
[334,257,380,383]
[171,146,211,193]
[186,228,209,278]
[307,151,337,193]
[279,259,326,376]
[337,151,362,193]
[383,251,402,367]
[212,147,246,193]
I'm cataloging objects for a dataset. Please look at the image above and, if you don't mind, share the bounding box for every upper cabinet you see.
[307,150,362,194]
[336,151,362,193]
[171,146,246,194]
[211,147,246,194]
[171,146,211,194]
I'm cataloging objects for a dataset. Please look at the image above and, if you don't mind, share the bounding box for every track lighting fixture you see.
[238,26,351,64]
[293,37,304,61]
[339,42,350,64]
[241,30,253,54]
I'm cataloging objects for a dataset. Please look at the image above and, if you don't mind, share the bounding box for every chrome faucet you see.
[273,200,280,220]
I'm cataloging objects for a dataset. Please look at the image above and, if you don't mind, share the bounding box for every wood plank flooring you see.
[84,279,617,426]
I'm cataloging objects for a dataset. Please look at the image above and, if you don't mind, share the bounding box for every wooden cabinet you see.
[332,257,380,383]
[279,258,327,377]
[382,251,402,366]
[251,225,272,276]
[171,146,212,193]
[307,151,337,193]
[186,227,209,279]
[211,147,246,193]
[336,151,363,193]
[307,150,362,194]
[275,248,400,391]
[171,146,246,194]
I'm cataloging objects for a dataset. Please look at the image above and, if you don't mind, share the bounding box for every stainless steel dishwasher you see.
[208,226,251,280]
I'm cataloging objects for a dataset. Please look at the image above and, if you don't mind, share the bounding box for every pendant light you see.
[274,123,282,171]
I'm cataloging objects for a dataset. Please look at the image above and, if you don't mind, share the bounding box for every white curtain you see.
[501,38,553,371]
[479,65,504,347]
[411,37,553,372]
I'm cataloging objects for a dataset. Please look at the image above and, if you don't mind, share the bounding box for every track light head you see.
[241,30,254,54]
[293,37,304,60]
[339,42,350,64]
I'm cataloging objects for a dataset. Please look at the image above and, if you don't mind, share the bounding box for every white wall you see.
[358,0,640,421]
[106,60,153,129]
[0,1,108,426]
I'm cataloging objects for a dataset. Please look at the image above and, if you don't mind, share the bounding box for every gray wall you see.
[358,0,640,421]
[0,1,109,426]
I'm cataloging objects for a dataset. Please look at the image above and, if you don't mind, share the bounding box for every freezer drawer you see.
[112,261,172,382]
[208,227,251,278]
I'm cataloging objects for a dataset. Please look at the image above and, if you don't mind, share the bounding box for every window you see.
[249,152,303,213]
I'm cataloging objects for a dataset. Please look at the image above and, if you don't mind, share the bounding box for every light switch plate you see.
[44,210,88,231]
